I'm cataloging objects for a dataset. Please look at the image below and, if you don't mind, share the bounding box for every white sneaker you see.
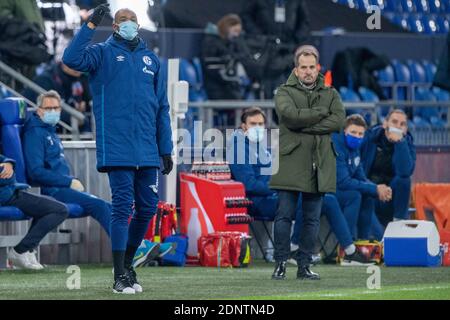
[26,251,44,270]
[7,248,40,270]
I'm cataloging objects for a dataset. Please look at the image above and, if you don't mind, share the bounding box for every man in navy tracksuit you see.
[62,4,173,294]
[332,114,393,240]
[0,154,68,270]
[23,90,111,236]
[360,109,416,239]
[228,107,278,220]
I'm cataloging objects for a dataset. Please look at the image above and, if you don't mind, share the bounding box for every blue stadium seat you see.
[406,60,427,83]
[414,87,444,126]
[414,0,430,13]
[340,87,361,102]
[429,0,444,13]
[355,0,369,10]
[340,87,370,120]
[358,87,380,102]
[422,60,437,82]
[359,87,388,121]
[400,0,417,13]
[421,15,439,33]
[376,65,395,99]
[0,206,27,221]
[407,14,425,32]
[432,87,450,120]
[0,98,85,220]
[443,0,450,13]
[391,60,411,100]
[392,13,410,30]
[436,15,450,33]
[432,87,450,101]
[384,0,401,12]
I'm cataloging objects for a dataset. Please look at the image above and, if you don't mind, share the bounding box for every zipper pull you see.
[313,162,317,171]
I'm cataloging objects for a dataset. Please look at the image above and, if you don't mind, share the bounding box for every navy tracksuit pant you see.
[107,167,159,251]
[368,176,412,240]
[46,188,112,236]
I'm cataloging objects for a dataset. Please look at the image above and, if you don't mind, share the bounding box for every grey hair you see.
[294,45,320,66]
[36,90,61,108]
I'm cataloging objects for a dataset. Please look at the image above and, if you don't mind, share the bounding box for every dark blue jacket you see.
[228,129,274,197]
[23,113,74,196]
[62,24,173,171]
[360,125,416,179]
[332,132,378,196]
[0,155,29,205]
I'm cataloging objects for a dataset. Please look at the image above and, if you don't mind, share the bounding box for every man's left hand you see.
[161,155,173,175]
[0,162,14,179]
[387,131,403,143]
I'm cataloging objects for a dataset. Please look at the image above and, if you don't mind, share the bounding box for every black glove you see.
[89,3,110,26]
[161,154,173,175]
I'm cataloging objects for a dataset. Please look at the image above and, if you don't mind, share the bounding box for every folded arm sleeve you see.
[275,88,326,130]
[301,89,346,135]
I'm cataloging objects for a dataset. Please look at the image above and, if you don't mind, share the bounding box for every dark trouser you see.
[336,189,374,240]
[274,190,322,266]
[107,168,159,251]
[367,176,412,240]
[5,190,69,253]
[48,188,111,236]
[292,193,355,249]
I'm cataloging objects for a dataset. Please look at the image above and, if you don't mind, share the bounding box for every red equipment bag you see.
[144,201,178,243]
[198,232,232,267]
[198,232,251,267]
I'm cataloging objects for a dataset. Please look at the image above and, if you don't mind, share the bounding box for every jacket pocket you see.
[330,141,338,157]
[279,140,301,156]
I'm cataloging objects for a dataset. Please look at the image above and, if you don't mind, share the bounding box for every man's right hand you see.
[88,3,110,28]
[377,184,392,202]
[0,163,14,179]
[70,179,85,192]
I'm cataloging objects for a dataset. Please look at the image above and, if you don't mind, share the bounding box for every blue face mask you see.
[117,20,138,40]
[247,126,265,143]
[345,134,363,150]
[42,110,61,126]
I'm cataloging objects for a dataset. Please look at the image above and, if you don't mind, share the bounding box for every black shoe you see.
[126,267,143,292]
[341,248,376,266]
[271,261,287,280]
[113,273,135,294]
[297,265,320,280]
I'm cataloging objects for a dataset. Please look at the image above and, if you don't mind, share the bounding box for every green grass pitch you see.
[0,260,449,300]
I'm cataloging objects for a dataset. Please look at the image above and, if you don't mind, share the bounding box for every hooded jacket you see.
[62,23,173,171]
[23,112,74,196]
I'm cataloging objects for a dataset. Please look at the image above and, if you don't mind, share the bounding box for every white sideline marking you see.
[308,285,450,298]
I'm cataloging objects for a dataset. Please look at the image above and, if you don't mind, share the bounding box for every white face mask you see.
[246,126,265,143]
[388,126,404,136]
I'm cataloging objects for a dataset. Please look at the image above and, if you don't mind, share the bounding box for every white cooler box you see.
[383,220,441,267]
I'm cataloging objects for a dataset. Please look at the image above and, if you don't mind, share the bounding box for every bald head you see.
[113,8,138,33]
[114,8,138,24]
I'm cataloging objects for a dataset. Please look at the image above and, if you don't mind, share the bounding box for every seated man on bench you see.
[227,107,301,260]
[22,90,111,236]
[0,154,68,270]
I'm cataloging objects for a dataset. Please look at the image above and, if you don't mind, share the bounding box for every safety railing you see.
[187,99,450,146]
[0,60,85,139]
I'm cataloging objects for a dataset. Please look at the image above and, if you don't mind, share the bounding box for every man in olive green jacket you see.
[270,45,345,280]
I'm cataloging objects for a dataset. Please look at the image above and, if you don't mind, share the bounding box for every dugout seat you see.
[0,98,85,220]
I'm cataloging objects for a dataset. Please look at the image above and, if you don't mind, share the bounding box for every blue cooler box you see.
[383,220,441,267]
